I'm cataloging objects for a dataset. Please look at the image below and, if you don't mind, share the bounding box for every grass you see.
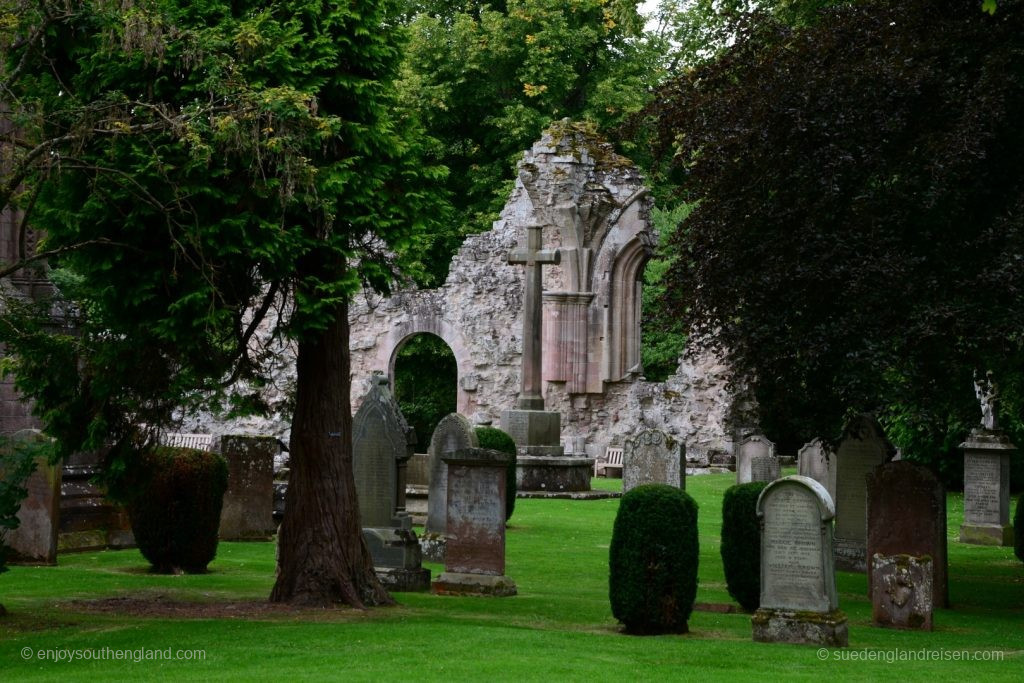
[1,471,1022,681]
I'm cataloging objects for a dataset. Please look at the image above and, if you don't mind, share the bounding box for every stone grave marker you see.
[750,454,780,483]
[426,413,478,536]
[871,554,934,630]
[798,438,837,505]
[833,414,895,572]
[2,430,60,565]
[866,461,948,609]
[622,429,685,493]
[960,430,1015,546]
[352,375,429,591]
[736,434,776,484]
[431,447,517,597]
[216,435,277,541]
[752,475,848,647]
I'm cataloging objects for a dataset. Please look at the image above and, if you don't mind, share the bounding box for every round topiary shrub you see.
[127,446,228,573]
[475,426,517,521]
[720,480,769,612]
[609,484,699,634]
[1015,493,1024,564]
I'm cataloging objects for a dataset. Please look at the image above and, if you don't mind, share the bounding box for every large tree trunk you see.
[270,299,392,607]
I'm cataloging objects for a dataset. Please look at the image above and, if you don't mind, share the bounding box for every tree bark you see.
[270,298,392,607]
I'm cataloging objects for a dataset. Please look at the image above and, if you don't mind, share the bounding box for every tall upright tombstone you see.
[959,379,1015,545]
[424,413,478,561]
[866,461,948,613]
[2,430,60,565]
[215,435,277,541]
[736,434,776,484]
[500,222,593,493]
[352,375,430,591]
[622,429,685,494]
[798,438,837,506]
[752,476,848,647]
[833,415,895,572]
[431,447,517,597]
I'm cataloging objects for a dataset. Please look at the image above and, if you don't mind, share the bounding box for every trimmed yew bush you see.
[609,484,698,634]
[475,426,517,521]
[720,480,769,612]
[127,446,228,573]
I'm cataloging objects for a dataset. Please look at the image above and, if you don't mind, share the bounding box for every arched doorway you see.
[392,333,458,452]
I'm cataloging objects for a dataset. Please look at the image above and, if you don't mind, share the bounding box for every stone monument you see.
[352,375,430,591]
[424,413,479,561]
[501,220,592,492]
[752,475,848,647]
[960,374,1015,546]
[2,430,60,565]
[798,438,837,506]
[622,428,685,493]
[736,434,776,484]
[871,554,934,630]
[833,414,895,572]
[431,447,517,597]
[866,461,948,609]
[216,435,277,541]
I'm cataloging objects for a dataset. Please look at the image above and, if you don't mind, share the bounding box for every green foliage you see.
[125,446,228,574]
[644,0,1024,460]
[475,426,518,521]
[394,335,457,452]
[640,202,691,381]
[1016,494,1024,563]
[0,436,48,574]
[720,481,768,612]
[397,0,664,283]
[0,0,450,459]
[609,483,698,634]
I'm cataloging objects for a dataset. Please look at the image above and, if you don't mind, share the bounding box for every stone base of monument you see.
[833,539,867,573]
[752,608,848,647]
[418,532,446,563]
[516,453,594,492]
[376,566,432,592]
[431,572,517,597]
[959,523,1014,546]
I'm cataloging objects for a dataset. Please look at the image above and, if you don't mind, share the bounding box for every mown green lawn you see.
[1,471,1021,681]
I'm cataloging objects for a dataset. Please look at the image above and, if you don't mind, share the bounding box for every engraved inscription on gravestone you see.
[622,429,684,493]
[963,454,1001,524]
[760,487,828,612]
[833,415,894,572]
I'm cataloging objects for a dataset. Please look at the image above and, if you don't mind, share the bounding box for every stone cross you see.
[508,221,560,410]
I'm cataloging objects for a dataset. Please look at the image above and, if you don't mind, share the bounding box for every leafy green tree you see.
[644,0,1024,469]
[0,0,448,606]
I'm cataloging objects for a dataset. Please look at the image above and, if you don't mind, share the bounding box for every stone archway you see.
[391,331,458,451]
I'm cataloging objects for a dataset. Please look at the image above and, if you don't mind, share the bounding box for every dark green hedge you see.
[475,426,517,521]
[720,481,769,612]
[609,484,699,634]
[127,446,228,573]
[1015,493,1024,564]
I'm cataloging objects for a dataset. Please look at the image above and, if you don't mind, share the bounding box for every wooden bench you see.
[161,432,216,451]
[594,446,624,478]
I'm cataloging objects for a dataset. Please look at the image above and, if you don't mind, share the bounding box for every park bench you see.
[594,446,623,478]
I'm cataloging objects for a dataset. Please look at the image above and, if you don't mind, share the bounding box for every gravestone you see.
[431,448,517,597]
[736,434,776,484]
[871,554,934,630]
[798,438,837,506]
[426,413,479,542]
[622,429,685,493]
[352,375,429,591]
[216,435,277,541]
[833,415,895,572]
[750,455,780,483]
[752,475,848,647]
[3,430,60,565]
[58,450,134,552]
[959,430,1015,546]
[866,461,948,608]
